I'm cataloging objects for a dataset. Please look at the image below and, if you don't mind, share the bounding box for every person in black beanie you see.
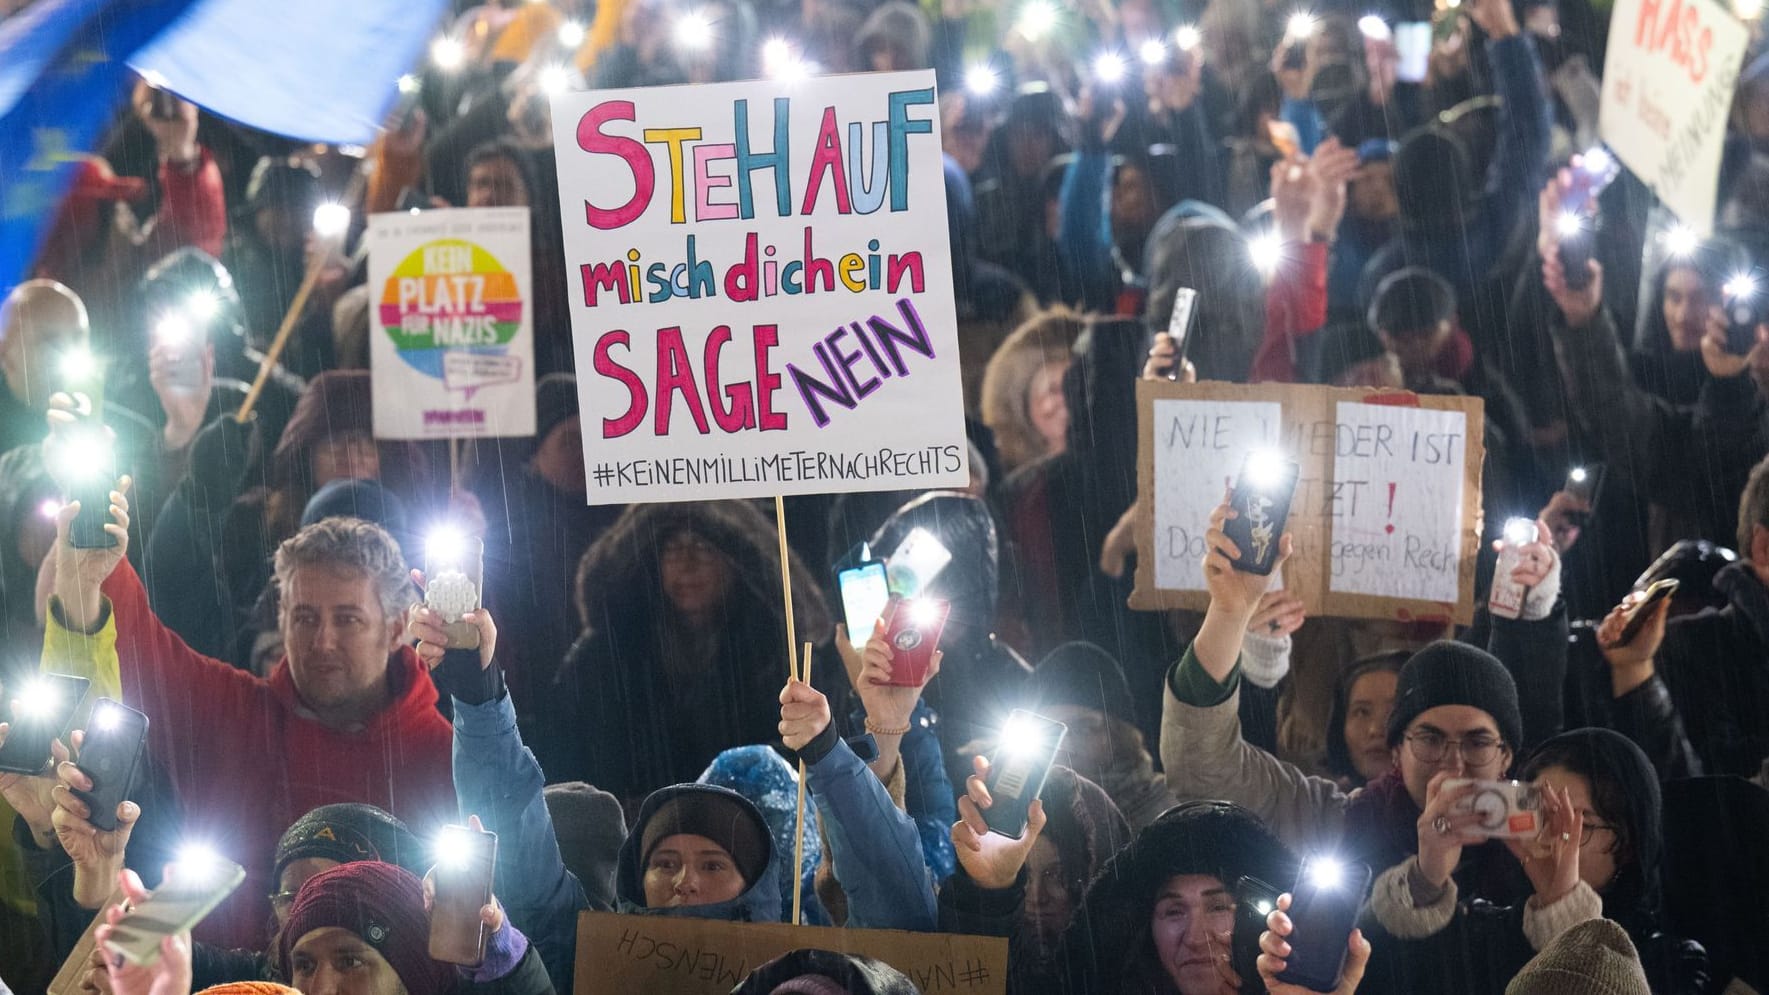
[1031,642,1176,830]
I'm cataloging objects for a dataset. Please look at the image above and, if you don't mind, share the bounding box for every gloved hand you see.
[186,411,260,499]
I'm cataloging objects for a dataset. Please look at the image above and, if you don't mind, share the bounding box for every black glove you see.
[186,412,259,498]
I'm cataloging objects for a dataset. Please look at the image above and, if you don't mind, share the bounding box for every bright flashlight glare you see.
[762,37,793,67]
[39,498,62,521]
[434,826,474,869]
[1174,24,1202,50]
[396,74,420,96]
[1737,0,1764,19]
[1503,517,1537,545]
[965,64,999,96]
[426,524,468,565]
[1581,146,1614,176]
[1726,273,1759,301]
[1139,39,1167,65]
[1309,857,1345,889]
[1570,467,1588,484]
[155,315,193,347]
[1093,51,1127,83]
[907,598,940,627]
[1287,11,1317,38]
[1662,224,1700,258]
[558,20,586,47]
[538,63,574,96]
[185,289,220,322]
[53,430,111,484]
[17,680,57,718]
[1255,899,1274,915]
[93,701,123,732]
[60,347,96,381]
[1249,233,1284,275]
[312,203,351,239]
[1244,448,1289,489]
[769,55,811,80]
[1555,211,1584,238]
[674,11,714,50]
[998,714,1043,758]
[431,36,466,70]
[173,844,224,885]
[1358,14,1391,40]
[1016,0,1058,41]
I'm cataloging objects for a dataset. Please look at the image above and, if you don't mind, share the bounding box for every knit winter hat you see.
[1504,919,1650,995]
[1385,641,1523,751]
[272,804,424,884]
[277,862,455,995]
[1032,642,1137,728]
[544,781,626,909]
[195,984,301,995]
[639,791,770,888]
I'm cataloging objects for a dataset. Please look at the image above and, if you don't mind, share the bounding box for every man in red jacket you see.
[40,479,455,949]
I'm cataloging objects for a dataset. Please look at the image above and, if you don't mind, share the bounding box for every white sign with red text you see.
[548,71,967,504]
[1599,0,1749,231]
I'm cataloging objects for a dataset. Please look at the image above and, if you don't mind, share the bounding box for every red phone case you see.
[881,597,950,687]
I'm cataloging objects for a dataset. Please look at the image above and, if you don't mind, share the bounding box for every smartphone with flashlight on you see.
[880,595,950,687]
[72,698,148,832]
[1394,22,1431,83]
[0,673,91,774]
[837,559,891,640]
[1612,577,1680,648]
[1164,287,1198,380]
[884,526,952,598]
[424,528,484,650]
[1557,148,1621,292]
[65,421,120,551]
[101,856,246,966]
[982,710,1067,839]
[1224,450,1300,576]
[429,825,498,965]
[1489,517,1539,620]
[1725,271,1761,355]
[1274,856,1373,992]
[1564,463,1604,525]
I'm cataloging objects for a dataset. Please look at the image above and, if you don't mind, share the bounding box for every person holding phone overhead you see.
[1159,496,1571,972]
[36,470,456,951]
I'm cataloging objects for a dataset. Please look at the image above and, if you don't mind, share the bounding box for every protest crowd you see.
[6,0,1769,992]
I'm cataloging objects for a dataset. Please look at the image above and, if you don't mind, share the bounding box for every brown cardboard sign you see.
[574,911,1007,995]
[1131,380,1484,625]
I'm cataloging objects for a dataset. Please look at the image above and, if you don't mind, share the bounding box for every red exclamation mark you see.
[1385,483,1397,534]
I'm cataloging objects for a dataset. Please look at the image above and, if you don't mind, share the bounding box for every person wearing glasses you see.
[1157,499,1568,973]
[1364,728,1710,995]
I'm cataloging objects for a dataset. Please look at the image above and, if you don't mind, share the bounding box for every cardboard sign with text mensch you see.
[549,71,967,504]
[367,207,537,439]
[573,911,1006,995]
[1130,381,1484,625]
[1598,0,1748,232]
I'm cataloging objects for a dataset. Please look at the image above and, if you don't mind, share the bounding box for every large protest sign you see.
[574,911,1007,995]
[367,207,536,438]
[1599,0,1749,231]
[549,70,968,504]
[1131,381,1484,624]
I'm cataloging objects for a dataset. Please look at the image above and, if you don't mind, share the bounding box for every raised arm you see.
[409,590,588,994]
[780,679,936,931]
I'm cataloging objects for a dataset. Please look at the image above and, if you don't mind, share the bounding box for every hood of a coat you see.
[1521,728,1664,935]
[1059,801,1293,994]
[575,499,832,639]
[868,492,998,645]
[615,783,782,923]
[1142,211,1267,382]
[699,746,825,925]
[731,949,922,995]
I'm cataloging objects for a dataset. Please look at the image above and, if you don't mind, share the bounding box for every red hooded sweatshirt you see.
[94,559,456,949]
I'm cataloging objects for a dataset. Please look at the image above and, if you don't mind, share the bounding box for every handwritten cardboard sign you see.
[548,71,968,504]
[1131,381,1484,624]
[573,911,1007,995]
[367,207,537,439]
[1599,0,1748,231]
